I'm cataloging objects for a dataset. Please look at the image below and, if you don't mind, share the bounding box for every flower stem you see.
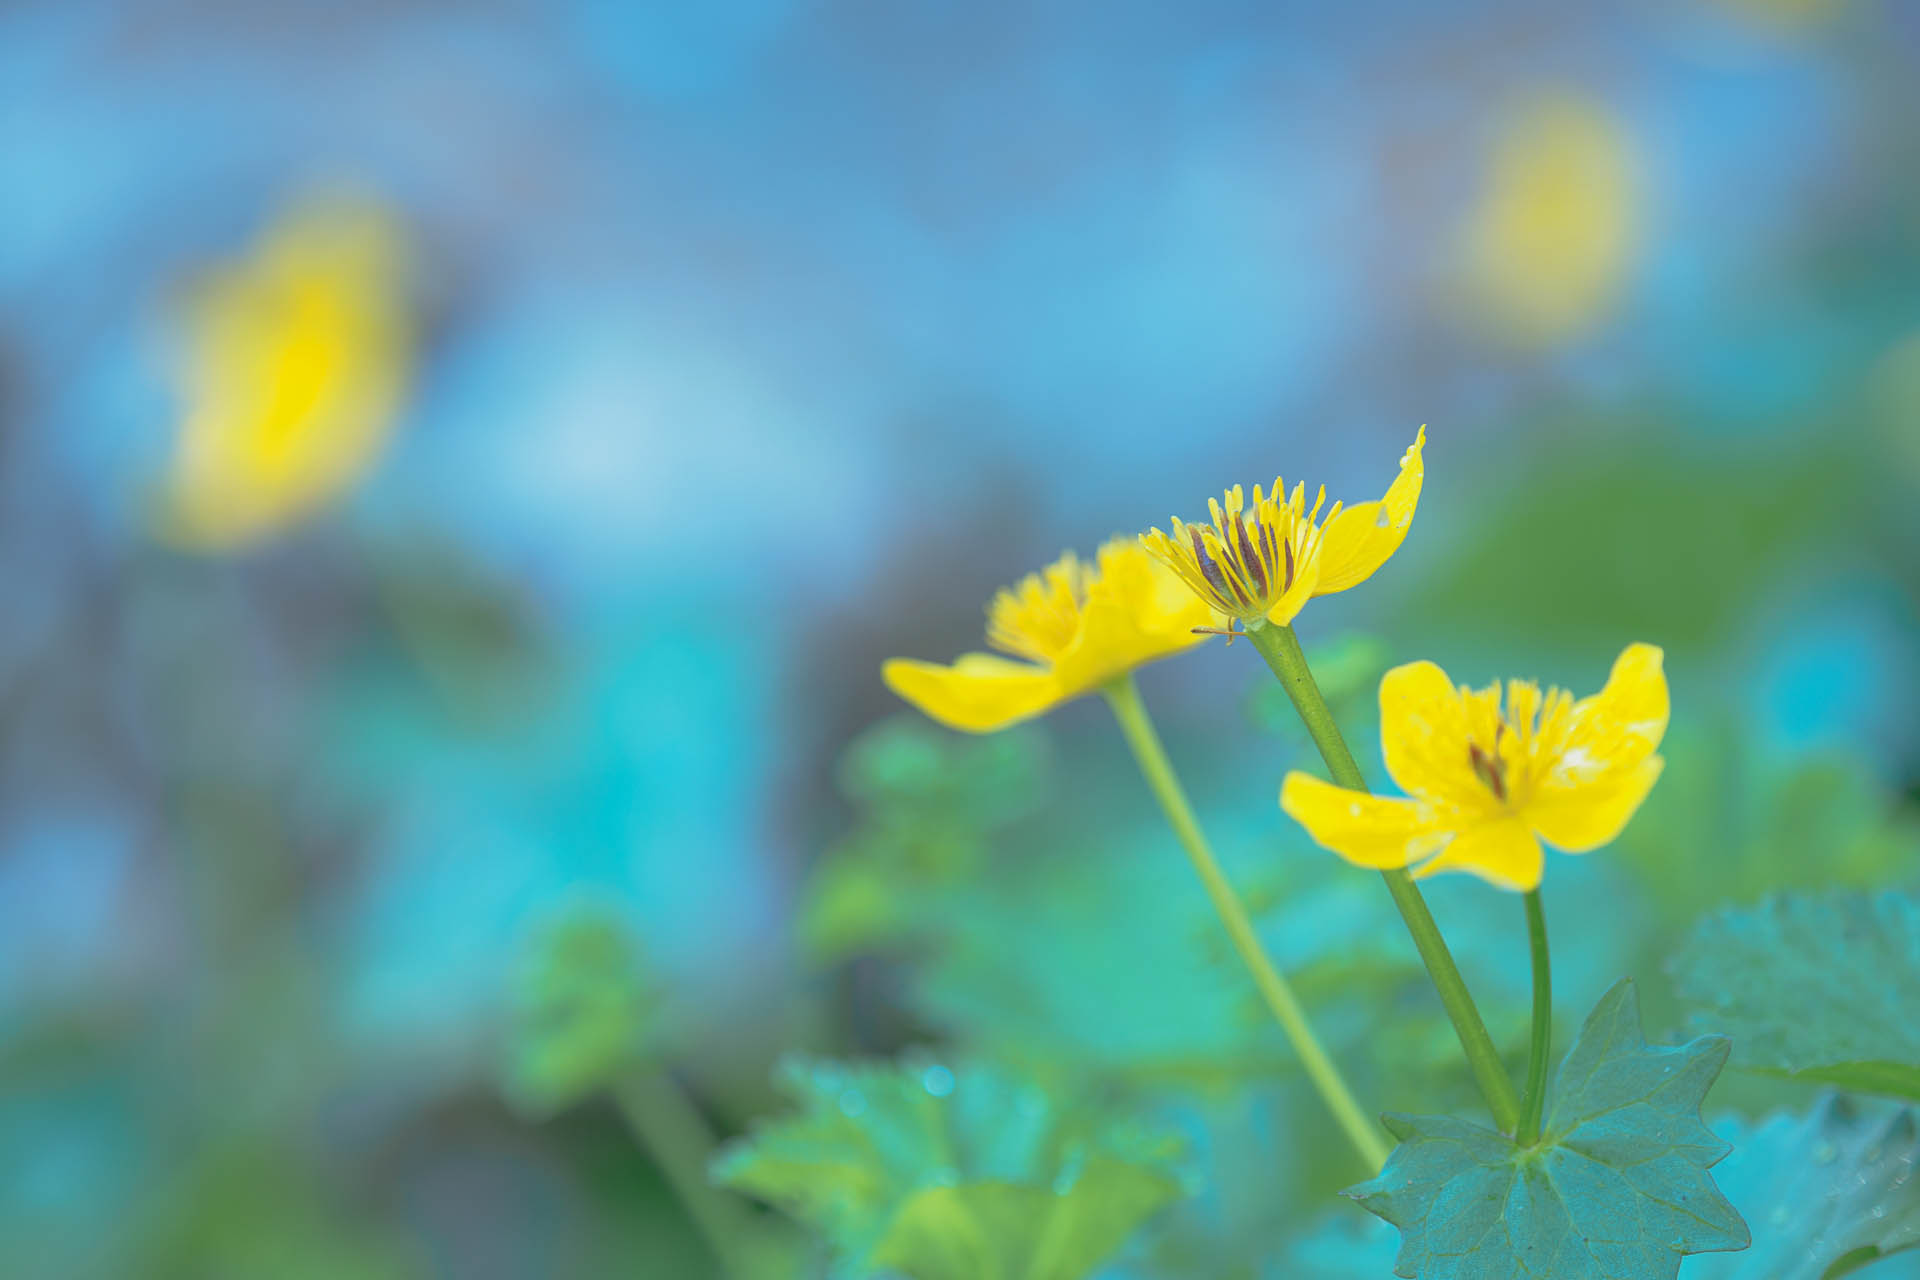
[1103,673,1390,1171]
[1245,621,1522,1136]
[614,1069,758,1279]
[1517,889,1552,1145]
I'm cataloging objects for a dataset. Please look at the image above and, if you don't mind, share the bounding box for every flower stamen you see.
[1468,737,1509,803]
[986,552,1091,663]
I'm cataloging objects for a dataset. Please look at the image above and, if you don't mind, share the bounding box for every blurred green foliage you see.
[802,720,1050,963]
[713,1056,1189,1279]
[502,906,662,1115]
[1671,890,1920,1101]
[1694,1096,1920,1280]
[1391,427,1892,659]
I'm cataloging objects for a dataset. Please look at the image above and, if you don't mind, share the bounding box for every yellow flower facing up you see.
[1140,428,1425,628]
[882,537,1222,732]
[1281,644,1669,892]
[160,195,410,550]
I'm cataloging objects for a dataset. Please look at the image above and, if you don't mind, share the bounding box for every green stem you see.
[614,1069,757,1278]
[1517,889,1552,1145]
[1103,673,1390,1171]
[1245,621,1522,1135]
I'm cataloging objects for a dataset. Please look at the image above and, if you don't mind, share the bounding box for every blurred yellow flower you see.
[1140,428,1424,629]
[1280,644,1669,892]
[160,196,410,550]
[883,537,1221,732]
[1459,94,1637,345]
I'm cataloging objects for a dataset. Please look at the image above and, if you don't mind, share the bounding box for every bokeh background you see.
[2,0,1917,1276]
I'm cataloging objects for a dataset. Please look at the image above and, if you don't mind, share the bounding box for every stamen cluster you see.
[986,553,1092,663]
[1141,481,1336,624]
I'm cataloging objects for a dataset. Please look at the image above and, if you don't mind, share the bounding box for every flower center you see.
[986,552,1092,664]
[1467,728,1510,804]
[1143,481,1339,622]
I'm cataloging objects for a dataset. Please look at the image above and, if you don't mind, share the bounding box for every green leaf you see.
[500,906,659,1114]
[712,1056,1189,1279]
[1670,890,1920,1100]
[1348,979,1749,1279]
[1689,1095,1920,1280]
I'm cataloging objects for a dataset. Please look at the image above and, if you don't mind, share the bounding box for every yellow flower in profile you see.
[1140,428,1424,628]
[160,195,410,550]
[1459,93,1637,346]
[1280,644,1669,892]
[883,537,1222,732]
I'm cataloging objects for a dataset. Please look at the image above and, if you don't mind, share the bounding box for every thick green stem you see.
[614,1069,757,1278]
[1104,674,1391,1171]
[1246,621,1523,1135]
[1517,889,1552,1145]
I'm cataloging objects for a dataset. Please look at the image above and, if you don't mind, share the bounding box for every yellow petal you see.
[1539,643,1669,794]
[1097,537,1222,647]
[1043,539,1216,697]
[1527,756,1664,853]
[1279,772,1452,870]
[1377,659,1492,810]
[1262,551,1322,627]
[1312,427,1425,597]
[1411,817,1544,892]
[881,654,1064,733]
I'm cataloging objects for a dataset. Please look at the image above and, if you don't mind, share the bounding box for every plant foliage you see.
[1691,1094,1920,1280]
[501,906,660,1114]
[712,1055,1189,1279]
[1670,890,1920,1100]
[1348,980,1748,1279]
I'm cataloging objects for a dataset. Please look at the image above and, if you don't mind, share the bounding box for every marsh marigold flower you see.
[1281,644,1669,892]
[1459,94,1637,346]
[160,195,410,550]
[1141,428,1425,628]
[882,537,1221,732]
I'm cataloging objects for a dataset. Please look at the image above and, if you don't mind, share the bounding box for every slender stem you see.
[1246,621,1523,1135]
[614,1069,757,1278]
[1517,889,1552,1145]
[1103,673,1390,1171]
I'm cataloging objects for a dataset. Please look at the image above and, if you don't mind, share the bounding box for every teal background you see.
[1,1,1916,1275]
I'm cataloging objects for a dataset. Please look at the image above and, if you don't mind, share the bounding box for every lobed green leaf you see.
[1348,979,1749,1279]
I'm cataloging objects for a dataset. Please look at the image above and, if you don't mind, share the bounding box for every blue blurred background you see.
[2,1,1917,1276]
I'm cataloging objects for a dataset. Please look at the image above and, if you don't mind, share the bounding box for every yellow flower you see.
[1140,428,1425,628]
[160,195,410,550]
[1280,644,1669,892]
[882,537,1221,732]
[1458,94,1638,346]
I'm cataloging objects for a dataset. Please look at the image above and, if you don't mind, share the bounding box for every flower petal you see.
[1527,756,1664,853]
[1263,551,1322,626]
[1280,772,1453,870]
[1045,540,1218,697]
[1540,643,1669,794]
[1311,426,1425,597]
[1411,817,1544,892]
[882,654,1064,733]
[1378,659,1493,810]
